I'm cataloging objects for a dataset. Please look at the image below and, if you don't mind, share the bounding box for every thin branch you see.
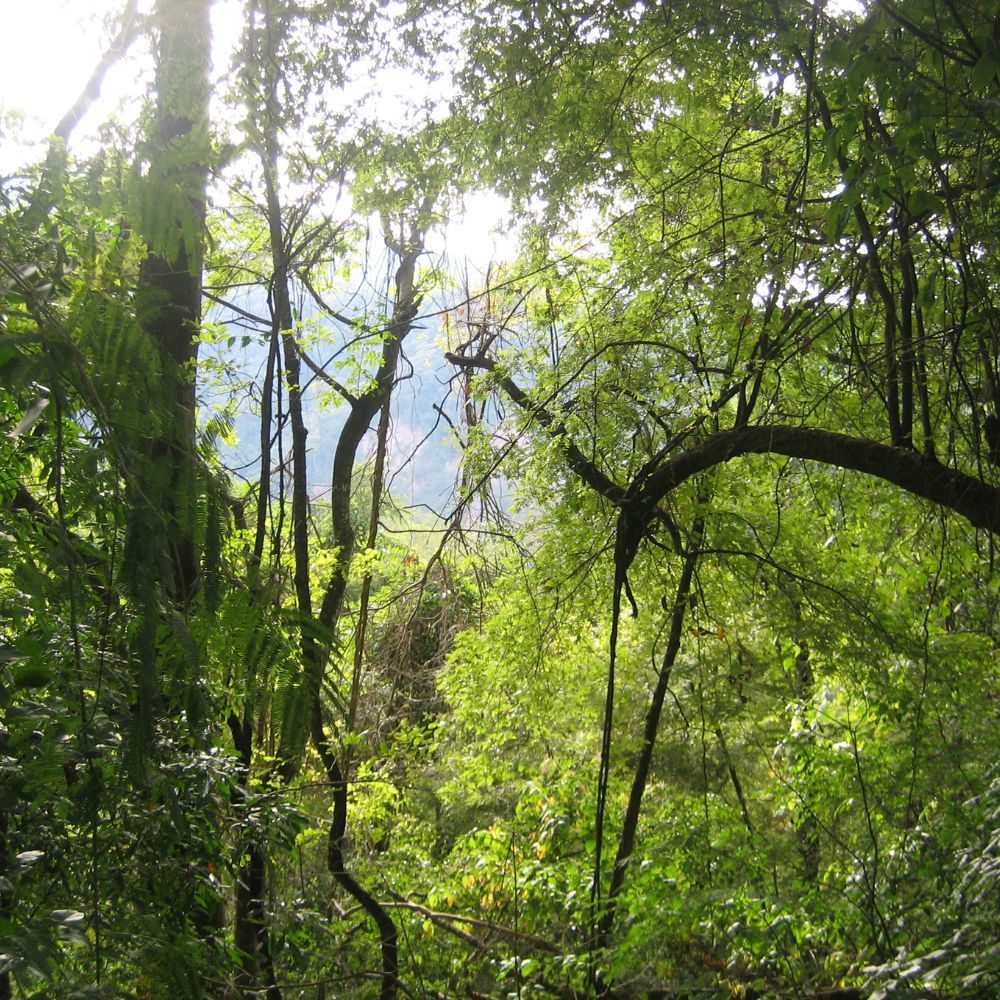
[338,899,563,956]
[297,346,357,405]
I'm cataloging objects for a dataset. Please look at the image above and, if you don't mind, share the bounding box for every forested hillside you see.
[1,1,999,998]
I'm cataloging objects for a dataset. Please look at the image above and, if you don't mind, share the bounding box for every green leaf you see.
[6,397,49,438]
[908,190,944,217]
[823,201,852,243]
[971,54,999,90]
[11,663,51,690]
[13,563,48,599]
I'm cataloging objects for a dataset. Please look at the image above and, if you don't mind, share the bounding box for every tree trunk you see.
[310,228,430,1000]
[794,643,820,884]
[135,0,211,606]
[597,520,702,953]
[228,710,281,1000]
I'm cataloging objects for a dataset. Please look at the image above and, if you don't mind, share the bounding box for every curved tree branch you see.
[52,0,142,142]
[444,350,626,505]
[634,425,1000,536]
[446,353,1000,536]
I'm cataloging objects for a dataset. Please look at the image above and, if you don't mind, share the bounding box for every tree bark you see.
[633,425,1000,536]
[136,0,212,607]
[447,354,1000,536]
[309,228,430,1000]
[227,711,281,1000]
[794,643,820,884]
[597,519,702,953]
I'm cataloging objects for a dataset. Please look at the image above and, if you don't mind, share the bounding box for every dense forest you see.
[1,1,999,997]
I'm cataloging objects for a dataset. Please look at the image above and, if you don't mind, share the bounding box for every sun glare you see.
[0,1,107,157]
[0,0,246,174]
[0,0,516,268]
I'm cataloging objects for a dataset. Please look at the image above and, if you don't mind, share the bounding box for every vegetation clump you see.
[1,1,998,997]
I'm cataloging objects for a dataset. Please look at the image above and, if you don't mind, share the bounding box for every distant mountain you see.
[201,289,466,517]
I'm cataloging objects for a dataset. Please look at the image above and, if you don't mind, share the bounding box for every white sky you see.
[0,0,247,170]
[0,0,516,269]
[3,1,865,277]
[0,1,108,139]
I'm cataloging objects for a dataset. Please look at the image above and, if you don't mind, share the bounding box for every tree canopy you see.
[1,1,999,998]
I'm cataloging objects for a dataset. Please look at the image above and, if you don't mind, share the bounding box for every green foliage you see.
[2,0,1000,997]
[863,770,1000,997]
